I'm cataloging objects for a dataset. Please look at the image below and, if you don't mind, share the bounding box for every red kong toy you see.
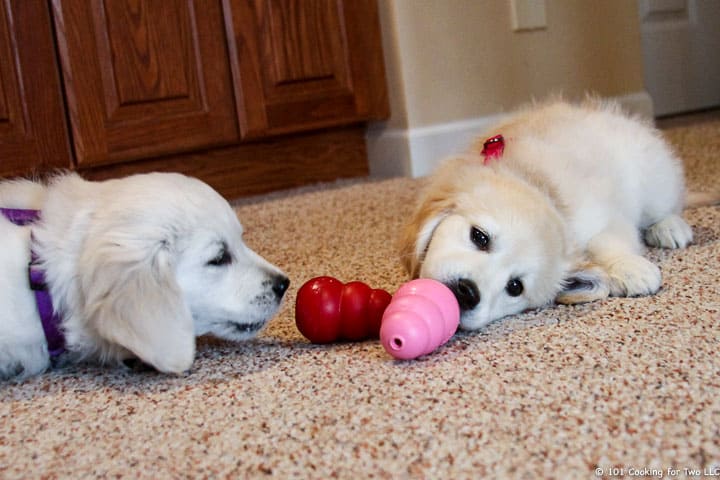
[295,276,392,343]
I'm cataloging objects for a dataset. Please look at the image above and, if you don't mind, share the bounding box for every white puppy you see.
[0,173,289,379]
[400,100,718,331]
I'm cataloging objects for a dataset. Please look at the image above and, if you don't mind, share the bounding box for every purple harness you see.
[1,207,66,357]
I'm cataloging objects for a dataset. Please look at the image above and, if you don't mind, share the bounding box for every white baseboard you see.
[366,90,655,179]
[614,90,655,120]
[366,114,504,178]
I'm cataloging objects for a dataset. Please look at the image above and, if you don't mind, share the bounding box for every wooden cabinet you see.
[225,0,388,137]
[0,0,388,197]
[0,1,71,177]
[52,0,239,167]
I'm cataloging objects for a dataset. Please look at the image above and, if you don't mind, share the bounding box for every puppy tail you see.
[685,190,720,209]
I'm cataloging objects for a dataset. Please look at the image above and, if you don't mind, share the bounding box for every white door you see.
[639,0,720,116]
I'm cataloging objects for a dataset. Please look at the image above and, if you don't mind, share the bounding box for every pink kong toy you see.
[380,279,460,360]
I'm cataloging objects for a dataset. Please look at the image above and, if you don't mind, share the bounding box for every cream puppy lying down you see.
[0,173,289,379]
[400,100,718,331]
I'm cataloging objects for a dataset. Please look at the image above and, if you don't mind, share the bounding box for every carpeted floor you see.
[1,117,719,478]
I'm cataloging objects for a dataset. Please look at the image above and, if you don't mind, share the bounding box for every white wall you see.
[368,0,653,178]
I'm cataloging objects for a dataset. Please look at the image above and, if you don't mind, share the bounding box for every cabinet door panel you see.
[52,0,238,167]
[0,0,71,177]
[267,0,346,85]
[225,0,389,138]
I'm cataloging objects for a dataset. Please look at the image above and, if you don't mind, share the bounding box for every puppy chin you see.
[210,318,269,341]
[459,316,483,332]
[193,292,284,341]
[458,310,494,331]
[210,300,283,341]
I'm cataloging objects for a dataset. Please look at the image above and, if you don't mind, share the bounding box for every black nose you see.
[448,278,480,311]
[271,274,290,300]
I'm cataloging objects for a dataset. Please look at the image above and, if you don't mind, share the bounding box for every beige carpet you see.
[1,118,719,478]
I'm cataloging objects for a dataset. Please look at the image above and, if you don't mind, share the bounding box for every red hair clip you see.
[481,134,504,164]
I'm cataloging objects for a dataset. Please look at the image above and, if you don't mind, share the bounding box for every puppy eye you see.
[470,226,490,251]
[506,278,524,297]
[207,247,232,267]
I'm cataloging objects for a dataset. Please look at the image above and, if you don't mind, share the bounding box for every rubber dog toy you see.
[379,279,460,360]
[295,276,392,343]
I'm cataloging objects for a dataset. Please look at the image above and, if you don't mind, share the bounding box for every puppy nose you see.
[449,278,480,311]
[272,274,290,300]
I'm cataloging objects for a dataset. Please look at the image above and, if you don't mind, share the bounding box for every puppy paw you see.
[607,255,662,297]
[0,342,50,380]
[557,263,611,305]
[644,215,693,249]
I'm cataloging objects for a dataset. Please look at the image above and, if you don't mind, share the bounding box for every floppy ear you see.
[398,185,456,278]
[556,260,611,305]
[79,228,195,374]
